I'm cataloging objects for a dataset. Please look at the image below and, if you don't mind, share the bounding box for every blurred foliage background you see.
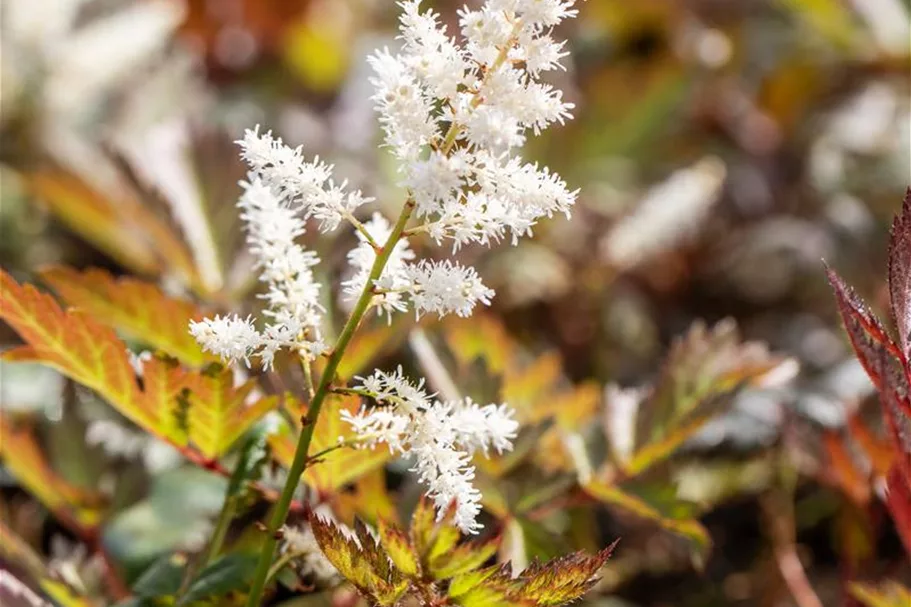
[1,0,910,606]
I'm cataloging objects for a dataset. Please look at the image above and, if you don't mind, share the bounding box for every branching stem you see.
[244,198,416,606]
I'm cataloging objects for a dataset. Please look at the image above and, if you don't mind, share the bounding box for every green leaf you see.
[377,519,420,578]
[449,563,520,607]
[133,553,188,598]
[177,553,257,606]
[410,497,461,566]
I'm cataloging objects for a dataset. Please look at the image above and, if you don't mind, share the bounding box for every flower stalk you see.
[244,198,416,607]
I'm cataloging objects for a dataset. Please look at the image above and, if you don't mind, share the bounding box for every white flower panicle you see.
[189,166,328,368]
[370,0,580,249]
[341,367,519,533]
[190,0,577,535]
[238,126,373,233]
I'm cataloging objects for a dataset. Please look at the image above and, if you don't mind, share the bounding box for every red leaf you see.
[826,266,903,390]
[888,188,911,362]
[884,465,911,557]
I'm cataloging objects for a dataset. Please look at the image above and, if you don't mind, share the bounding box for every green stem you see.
[264,551,298,586]
[244,198,416,607]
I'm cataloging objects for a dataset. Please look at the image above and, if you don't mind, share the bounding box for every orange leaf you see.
[336,321,407,381]
[1,270,273,459]
[0,270,152,430]
[584,479,710,560]
[21,166,205,292]
[0,415,104,529]
[21,168,161,275]
[823,430,871,505]
[502,352,563,423]
[41,266,215,367]
[846,415,896,478]
[632,320,790,467]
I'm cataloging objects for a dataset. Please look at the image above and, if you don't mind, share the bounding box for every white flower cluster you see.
[189,0,578,533]
[190,138,340,368]
[377,0,579,249]
[341,367,518,533]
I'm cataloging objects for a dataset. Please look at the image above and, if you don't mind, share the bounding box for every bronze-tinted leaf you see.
[889,188,911,361]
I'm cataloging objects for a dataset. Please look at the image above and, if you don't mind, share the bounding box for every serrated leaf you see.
[177,553,257,606]
[826,266,903,392]
[377,519,420,578]
[182,365,278,459]
[0,270,275,460]
[430,533,501,580]
[510,543,616,607]
[270,394,390,492]
[584,480,710,560]
[629,320,790,474]
[309,515,409,606]
[20,166,203,291]
[849,580,911,607]
[449,544,615,607]
[448,562,510,599]
[889,188,911,361]
[0,415,105,529]
[41,266,215,367]
[410,497,460,565]
[874,354,911,491]
[0,269,153,428]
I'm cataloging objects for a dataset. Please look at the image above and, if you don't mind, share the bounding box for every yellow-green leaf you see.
[378,519,420,577]
[41,266,215,367]
[310,515,409,606]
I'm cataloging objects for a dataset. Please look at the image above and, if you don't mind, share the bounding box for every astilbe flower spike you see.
[190,0,579,553]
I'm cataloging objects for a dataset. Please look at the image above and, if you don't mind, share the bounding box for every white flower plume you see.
[190,175,327,369]
[367,0,579,251]
[238,126,373,233]
[341,367,519,533]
